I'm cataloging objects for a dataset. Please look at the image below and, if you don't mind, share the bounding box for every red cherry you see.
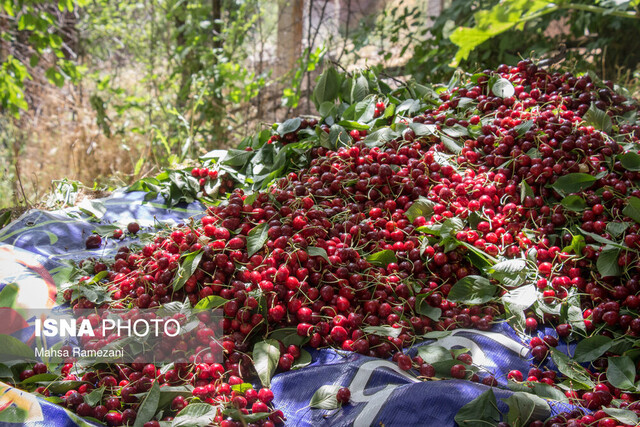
[450,364,467,379]
[258,388,274,404]
[336,387,351,404]
[507,370,523,382]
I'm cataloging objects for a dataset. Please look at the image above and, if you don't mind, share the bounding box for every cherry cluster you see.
[45,60,640,426]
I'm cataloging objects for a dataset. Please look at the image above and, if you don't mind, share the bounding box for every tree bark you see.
[174,5,190,111]
[276,0,304,77]
[212,0,222,50]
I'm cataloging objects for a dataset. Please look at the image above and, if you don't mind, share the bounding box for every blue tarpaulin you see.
[0,191,576,426]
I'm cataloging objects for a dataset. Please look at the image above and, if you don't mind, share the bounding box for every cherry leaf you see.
[310,385,341,409]
[253,339,280,388]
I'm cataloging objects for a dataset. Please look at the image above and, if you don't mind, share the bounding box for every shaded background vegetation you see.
[1,0,639,211]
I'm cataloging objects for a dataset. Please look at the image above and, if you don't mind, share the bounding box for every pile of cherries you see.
[46,60,640,426]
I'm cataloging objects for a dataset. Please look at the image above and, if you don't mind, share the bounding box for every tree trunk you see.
[0,12,7,63]
[276,0,304,78]
[208,0,224,149]
[174,7,190,112]
[212,0,222,50]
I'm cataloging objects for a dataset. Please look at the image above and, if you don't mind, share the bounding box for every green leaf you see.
[417,224,441,236]
[78,199,106,220]
[560,195,586,212]
[464,243,494,269]
[133,380,160,427]
[578,228,619,246]
[292,349,312,370]
[46,381,85,394]
[171,250,203,291]
[451,348,471,358]
[20,373,58,385]
[422,331,451,339]
[442,124,468,138]
[337,120,369,131]
[440,134,463,153]
[396,99,421,115]
[585,103,613,133]
[353,97,376,124]
[550,349,594,389]
[194,295,227,310]
[253,339,280,388]
[200,149,228,160]
[491,78,515,98]
[602,407,639,425]
[277,118,302,135]
[231,383,254,394]
[531,383,568,403]
[313,67,341,108]
[0,334,36,362]
[503,392,550,427]
[45,67,65,87]
[514,120,534,136]
[353,97,376,123]
[222,149,253,167]
[415,294,442,321]
[405,197,436,223]
[467,212,481,230]
[172,403,218,427]
[566,298,586,334]
[551,173,597,195]
[269,328,308,347]
[0,363,13,379]
[520,181,534,203]
[408,123,436,136]
[502,283,536,330]
[362,325,402,338]
[349,72,369,103]
[487,258,528,287]
[573,336,612,363]
[607,356,636,390]
[502,284,536,310]
[454,389,501,426]
[365,250,397,268]
[307,246,329,262]
[0,211,12,229]
[222,408,270,423]
[157,385,193,409]
[318,101,336,118]
[433,359,477,378]
[84,386,105,407]
[555,380,592,391]
[606,222,630,238]
[562,235,585,255]
[507,380,531,393]
[619,152,640,171]
[203,178,220,197]
[329,124,350,148]
[43,396,64,405]
[489,259,526,275]
[623,197,640,224]
[247,222,269,258]
[417,345,452,365]
[440,217,465,237]
[362,128,400,147]
[597,247,621,278]
[447,275,496,305]
[310,384,341,409]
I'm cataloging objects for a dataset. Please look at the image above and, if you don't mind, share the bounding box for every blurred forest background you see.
[1,0,639,211]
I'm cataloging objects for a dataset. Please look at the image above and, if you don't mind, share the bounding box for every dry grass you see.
[6,72,148,210]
